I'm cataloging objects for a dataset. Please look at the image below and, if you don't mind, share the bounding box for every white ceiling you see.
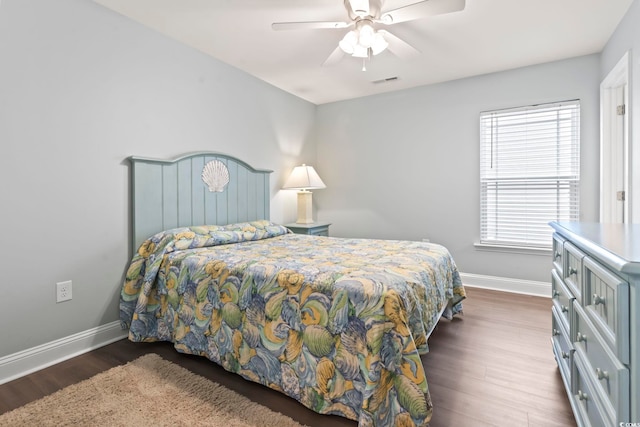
[93,0,633,105]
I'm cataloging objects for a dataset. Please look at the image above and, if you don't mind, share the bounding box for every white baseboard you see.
[460,272,550,298]
[0,321,127,385]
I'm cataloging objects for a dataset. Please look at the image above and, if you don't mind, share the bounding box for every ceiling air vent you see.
[372,76,399,84]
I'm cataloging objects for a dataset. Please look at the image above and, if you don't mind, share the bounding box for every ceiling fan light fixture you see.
[371,32,388,55]
[352,44,369,58]
[340,20,387,60]
[358,22,375,48]
[339,30,358,54]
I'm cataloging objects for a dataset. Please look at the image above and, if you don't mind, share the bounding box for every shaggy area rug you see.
[0,354,308,427]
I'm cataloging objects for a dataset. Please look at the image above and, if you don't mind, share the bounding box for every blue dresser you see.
[550,222,639,426]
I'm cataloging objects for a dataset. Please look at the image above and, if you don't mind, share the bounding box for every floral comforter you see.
[120,220,465,427]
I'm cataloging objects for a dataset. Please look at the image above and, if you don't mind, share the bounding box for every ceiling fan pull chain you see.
[362,48,372,71]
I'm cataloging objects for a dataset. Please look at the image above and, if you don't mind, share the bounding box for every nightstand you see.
[285,222,331,236]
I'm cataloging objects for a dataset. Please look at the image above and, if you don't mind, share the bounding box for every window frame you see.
[478,100,581,251]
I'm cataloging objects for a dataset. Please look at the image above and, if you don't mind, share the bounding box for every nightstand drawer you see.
[573,350,611,427]
[285,222,331,236]
[574,304,629,423]
[552,269,573,332]
[582,256,629,363]
[553,233,565,275]
[564,242,585,305]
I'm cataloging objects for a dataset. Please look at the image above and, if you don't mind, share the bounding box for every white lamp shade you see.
[371,32,388,55]
[352,44,369,58]
[358,22,375,48]
[282,164,326,190]
[339,30,358,54]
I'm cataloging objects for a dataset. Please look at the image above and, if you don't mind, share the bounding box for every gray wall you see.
[601,0,640,221]
[315,55,601,283]
[0,0,316,357]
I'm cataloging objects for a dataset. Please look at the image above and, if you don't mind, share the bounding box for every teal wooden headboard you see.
[129,152,273,251]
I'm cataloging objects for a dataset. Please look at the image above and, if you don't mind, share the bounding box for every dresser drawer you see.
[553,233,565,275]
[573,350,611,427]
[563,242,585,305]
[582,256,630,364]
[573,304,630,424]
[552,306,573,391]
[552,269,573,332]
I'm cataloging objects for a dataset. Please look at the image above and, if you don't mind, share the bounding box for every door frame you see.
[600,51,630,223]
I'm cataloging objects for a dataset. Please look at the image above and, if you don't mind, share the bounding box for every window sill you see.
[474,243,552,256]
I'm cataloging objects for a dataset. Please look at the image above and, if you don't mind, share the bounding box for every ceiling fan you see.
[272,0,465,69]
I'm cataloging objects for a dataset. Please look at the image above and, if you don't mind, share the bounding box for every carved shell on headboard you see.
[202,160,230,192]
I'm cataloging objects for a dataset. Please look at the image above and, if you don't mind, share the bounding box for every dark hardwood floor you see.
[0,287,576,426]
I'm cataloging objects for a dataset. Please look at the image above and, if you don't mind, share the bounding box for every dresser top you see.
[551,221,640,274]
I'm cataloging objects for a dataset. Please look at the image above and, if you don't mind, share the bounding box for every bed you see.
[120,152,465,427]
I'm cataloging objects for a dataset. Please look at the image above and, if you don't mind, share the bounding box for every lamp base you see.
[296,191,314,224]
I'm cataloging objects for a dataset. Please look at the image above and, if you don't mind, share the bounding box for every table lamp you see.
[282,164,326,224]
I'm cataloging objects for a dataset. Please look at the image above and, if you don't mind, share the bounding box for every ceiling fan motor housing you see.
[345,0,382,20]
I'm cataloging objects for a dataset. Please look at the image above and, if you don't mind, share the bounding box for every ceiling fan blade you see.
[322,46,345,67]
[272,21,351,31]
[379,30,420,59]
[381,0,465,25]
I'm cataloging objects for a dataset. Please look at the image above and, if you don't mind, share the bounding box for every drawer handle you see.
[561,351,570,359]
[554,251,561,260]
[552,290,560,298]
[577,332,587,342]
[593,294,606,305]
[569,267,578,276]
[595,368,609,380]
[561,305,569,313]
[552,328,560,336]
[577,390,588,401]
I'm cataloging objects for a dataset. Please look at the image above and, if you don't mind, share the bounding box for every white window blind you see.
[480,100,580,249]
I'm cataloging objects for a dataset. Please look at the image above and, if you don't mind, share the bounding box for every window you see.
[479,100,580,249]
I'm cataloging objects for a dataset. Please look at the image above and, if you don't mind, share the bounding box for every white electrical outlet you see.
[56,280,72,303]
